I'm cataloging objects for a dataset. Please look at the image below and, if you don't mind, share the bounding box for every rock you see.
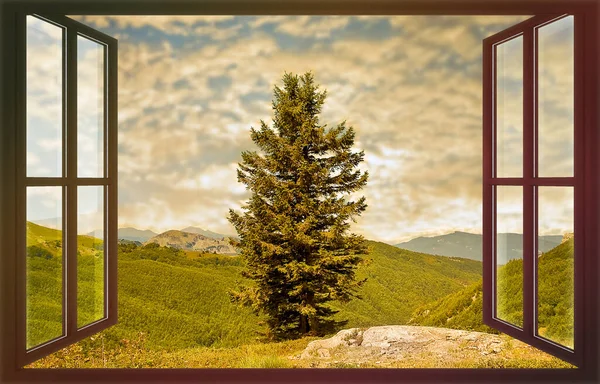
[300,328,362,359]
[299,325,508,364]
[361,325,421,347]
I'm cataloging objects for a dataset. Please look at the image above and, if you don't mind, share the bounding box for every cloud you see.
[56,15,574,242]
[74,15,237,36]
[276,16,350,39]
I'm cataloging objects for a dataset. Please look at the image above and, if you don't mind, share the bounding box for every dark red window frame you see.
[13,13,119,368]
[1,1,598,383]
[482,14,584,367]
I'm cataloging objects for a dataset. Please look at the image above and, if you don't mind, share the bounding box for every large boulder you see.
[300,325,506,361]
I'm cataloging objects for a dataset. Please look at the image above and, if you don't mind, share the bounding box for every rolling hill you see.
[145,230,237,254]
[410,238,574,348]
[26,222,574,368]
[26,222,482,352]
[395,231,563,263]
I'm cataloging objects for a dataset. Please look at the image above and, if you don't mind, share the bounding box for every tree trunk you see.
[308,316,319,336]
[307,292,318,335]
[299,314,309,334]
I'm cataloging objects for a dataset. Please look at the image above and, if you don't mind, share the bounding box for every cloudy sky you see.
[26,15,576,243]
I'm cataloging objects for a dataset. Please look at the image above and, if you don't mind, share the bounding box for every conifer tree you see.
[228,72,369,338]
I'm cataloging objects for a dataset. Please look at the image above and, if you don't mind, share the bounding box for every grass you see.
[27,331,574,369]
[24,222,575,368]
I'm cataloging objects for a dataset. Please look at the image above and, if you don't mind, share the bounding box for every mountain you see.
[117,227,158,242]
[180,226,231,239]
[145,230,237,254]
[395,231,563,263]
[86,227,157,243]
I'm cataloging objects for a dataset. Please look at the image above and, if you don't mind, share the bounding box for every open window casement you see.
[483,14,584,366]
[16,14,117,367]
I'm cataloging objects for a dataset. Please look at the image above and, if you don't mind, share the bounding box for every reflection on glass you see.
[537,187,574,349]
[26,187,63,349]
[77,186,105,328]
[27,16,63,177]
[538,16,574,177]
[78,36,105,177]
[496,186,523,328]
[496,36,523,177]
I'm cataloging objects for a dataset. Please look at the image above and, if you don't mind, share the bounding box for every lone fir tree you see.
[228,72,369,339]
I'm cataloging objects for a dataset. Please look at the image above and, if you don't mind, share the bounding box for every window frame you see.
[482,14,584,367]
[14,13,118,367]
[0,0,597,383]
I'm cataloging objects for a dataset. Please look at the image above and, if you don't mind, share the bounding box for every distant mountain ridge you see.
[180,226,232,239]
[87,227,158,243]
[145,230,237,254]
[395,231,563,263]
[87,226,234,243]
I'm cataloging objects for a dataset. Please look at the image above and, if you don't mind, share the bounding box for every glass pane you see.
[26,187,64,349]
[496,36,523,177]
[496,186,523,328]
[26,16,63,177]
[538,16,574,177]
[78,36,105,177]
[77,186,105,328]
[537,187,574,349]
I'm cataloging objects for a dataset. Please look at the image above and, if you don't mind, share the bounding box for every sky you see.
[25,15,576,243]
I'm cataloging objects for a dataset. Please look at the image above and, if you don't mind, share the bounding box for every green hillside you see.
[332,241,482,327]
[410,239,574,348]
[26,222,574,368]
[26,221,106,348]
[25,223,483,353]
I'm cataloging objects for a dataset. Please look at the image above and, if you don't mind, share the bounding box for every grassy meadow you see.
[24,222,574,368]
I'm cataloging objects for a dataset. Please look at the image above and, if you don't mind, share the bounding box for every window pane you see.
[77,186,105,328]
[537,187,574,349]
[496,186,523,328]
[26,187,64,349]
[538,16,574,177]
[78,36,105,177]
[496,36,523,177]
[26,16,63,177]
